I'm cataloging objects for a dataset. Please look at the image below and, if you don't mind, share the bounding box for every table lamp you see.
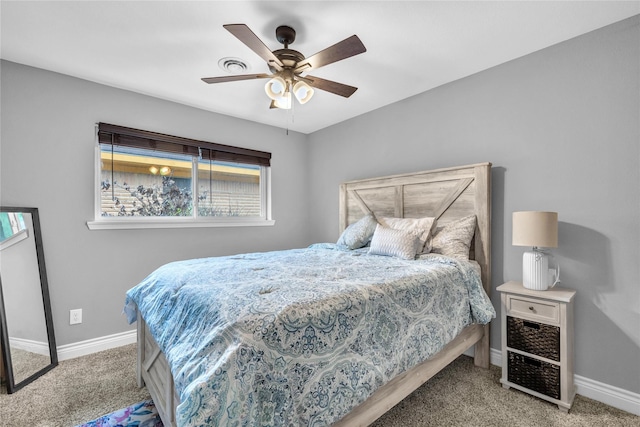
[512,211,558,290]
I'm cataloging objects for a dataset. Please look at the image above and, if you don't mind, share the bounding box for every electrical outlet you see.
[70,309,82,325]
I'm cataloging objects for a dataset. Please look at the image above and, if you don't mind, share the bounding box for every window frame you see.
[87,124,274,230]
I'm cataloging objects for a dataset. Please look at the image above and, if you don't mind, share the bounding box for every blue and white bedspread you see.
[124,244,495,427]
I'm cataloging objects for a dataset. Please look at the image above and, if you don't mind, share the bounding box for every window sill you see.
[0,228,29,250]
[86,218,275,230]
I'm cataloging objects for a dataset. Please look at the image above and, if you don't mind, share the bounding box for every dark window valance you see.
[97,122,271,167]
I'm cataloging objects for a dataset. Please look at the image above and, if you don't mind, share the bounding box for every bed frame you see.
[136,162,492,426]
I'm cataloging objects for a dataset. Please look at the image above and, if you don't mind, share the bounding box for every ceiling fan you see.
[201,24,367,109]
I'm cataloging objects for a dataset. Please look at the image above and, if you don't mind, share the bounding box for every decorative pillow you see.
[336,213,378,249]
[430,215,477,260]
[368,224,421,260]
[379,216,436,253]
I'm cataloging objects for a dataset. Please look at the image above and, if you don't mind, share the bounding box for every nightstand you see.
[497,281,576,412]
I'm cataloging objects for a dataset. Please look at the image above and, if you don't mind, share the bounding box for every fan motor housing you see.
[270,25,306,73]
[270,49,305,73]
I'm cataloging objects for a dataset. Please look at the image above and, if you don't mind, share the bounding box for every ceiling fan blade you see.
[305,75,358,98]
[201,73,270,84]
[223,24,284,70]
[295,35,366,73]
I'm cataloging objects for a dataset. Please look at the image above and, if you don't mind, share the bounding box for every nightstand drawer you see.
[507,296,559,323]
[508,352,560,400]
[507,316,560,361]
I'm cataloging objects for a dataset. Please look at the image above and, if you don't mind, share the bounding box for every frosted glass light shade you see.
[265,77,293,109]
[264,77,286,100]
[293,81,314,104]
[512,211,558,248]
[273,92,292,109]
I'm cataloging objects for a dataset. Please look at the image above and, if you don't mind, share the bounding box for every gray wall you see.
[0,60,310,347]
[307,17,639,393]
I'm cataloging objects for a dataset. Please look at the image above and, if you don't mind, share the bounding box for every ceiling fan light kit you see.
[202,23,366,110]
[264,77,315,110]
[265,76,287,99]
[293,81,314,105]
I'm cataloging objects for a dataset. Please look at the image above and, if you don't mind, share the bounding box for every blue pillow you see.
[336,213,378,249]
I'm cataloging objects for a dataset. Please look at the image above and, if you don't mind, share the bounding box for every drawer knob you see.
[529,306,535,311]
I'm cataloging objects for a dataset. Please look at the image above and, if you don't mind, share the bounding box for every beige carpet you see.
[8,347,53,385]
[1,344,150,427]
[0,344,637,427]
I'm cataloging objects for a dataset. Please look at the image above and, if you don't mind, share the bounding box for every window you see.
[88,123,273,230]
[0,212,28,250]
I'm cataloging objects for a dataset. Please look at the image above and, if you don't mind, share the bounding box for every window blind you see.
[97,123,271,166]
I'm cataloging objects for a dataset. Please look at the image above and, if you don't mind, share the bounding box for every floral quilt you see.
[124,244,495,427]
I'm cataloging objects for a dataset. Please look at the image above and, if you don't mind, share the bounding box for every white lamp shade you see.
[293,81,314,104]
[512,211,558,248]
[264,77,287,100]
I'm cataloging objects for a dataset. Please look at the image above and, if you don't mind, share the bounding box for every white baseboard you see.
[56,330,136,361]
[574,373,640,416]
[489,348,640,416]
[9,337,50,356]
[58,334,640,417]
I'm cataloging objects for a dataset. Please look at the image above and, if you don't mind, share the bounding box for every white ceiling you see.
[1,1,638,134]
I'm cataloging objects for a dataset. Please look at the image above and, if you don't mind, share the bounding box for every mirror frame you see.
[0,206,58,393]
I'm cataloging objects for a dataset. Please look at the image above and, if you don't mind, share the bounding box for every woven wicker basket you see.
[507,316,560,361]
[508,352,560,399]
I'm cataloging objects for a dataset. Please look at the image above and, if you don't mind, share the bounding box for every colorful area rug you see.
[77,400,163,427]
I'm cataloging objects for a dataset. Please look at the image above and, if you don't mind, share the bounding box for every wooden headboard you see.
[339,162,492,296]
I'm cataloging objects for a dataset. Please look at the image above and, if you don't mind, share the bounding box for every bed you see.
[125,162,494,427]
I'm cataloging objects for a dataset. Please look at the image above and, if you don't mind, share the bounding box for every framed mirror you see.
[0,207,57,393]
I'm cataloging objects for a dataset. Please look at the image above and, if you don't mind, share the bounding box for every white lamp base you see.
[522,250,550,290]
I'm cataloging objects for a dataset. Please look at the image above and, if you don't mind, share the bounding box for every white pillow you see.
[368,225,421,260]
[430,215,476,260]
[379,216,436,253]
